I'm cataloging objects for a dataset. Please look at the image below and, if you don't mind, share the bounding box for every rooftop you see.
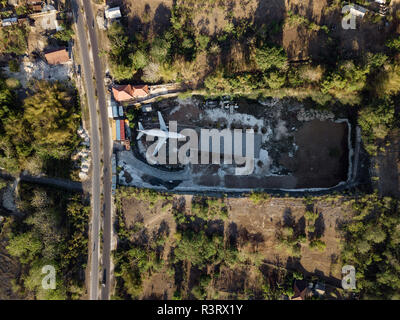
[350,4,368,17]
[112,84,149,102]
[44,48,70,65]
[105,7,122,20]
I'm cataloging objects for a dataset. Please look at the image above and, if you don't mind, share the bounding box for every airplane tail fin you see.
[137,122,144,140]
[158,111,168,132]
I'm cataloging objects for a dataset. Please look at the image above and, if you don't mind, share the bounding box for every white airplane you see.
[137,111,186,156]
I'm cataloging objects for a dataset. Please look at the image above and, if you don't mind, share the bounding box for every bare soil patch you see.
[227,196,347,279]
[118,191,349,299]
[118,0,174,38]
[120,0,389,63]
[281,119,349,188]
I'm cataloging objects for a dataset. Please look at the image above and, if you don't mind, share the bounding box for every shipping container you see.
[112,105,118,118]
[111,120,116,141]
[120,120,125,141]
[108,106,113,118]
[119,106,124,117]
[116,119,121,141]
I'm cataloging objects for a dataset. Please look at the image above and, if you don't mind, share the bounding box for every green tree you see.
[255,45,288,72]
[7,232,42,264]
[150,37,170,63]
[195,34,210,52]
[264,72,286,89]
[0,24,28,55]
[23,262,67,300]
[341,194,400,299]
[358,98,395,156]
[53,25,74,42]
[131,50,148,70]
[19,81,80,159]
[8,60,20,73]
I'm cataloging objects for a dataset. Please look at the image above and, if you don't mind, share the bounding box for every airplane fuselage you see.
[139,129,185,140]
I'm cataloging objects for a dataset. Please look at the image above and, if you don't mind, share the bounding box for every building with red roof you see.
[111,84,149,102]
[44,48,70,65]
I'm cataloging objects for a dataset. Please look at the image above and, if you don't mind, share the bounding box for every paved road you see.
[71,0,102,300]
[119,151,191,181]
[81,0,113,301]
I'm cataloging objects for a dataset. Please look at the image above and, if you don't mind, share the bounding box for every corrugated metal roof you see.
[120,120,125,141]
[116,120,121,141]
[105,7,122,20]
[112,105,118,118]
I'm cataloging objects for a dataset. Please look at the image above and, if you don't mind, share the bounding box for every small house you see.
[350,4,368,18]
[44,48,70,65]
[105,6,121,27]
[112,84,149,102]
[1,17,18,27]
[105,7,122,20]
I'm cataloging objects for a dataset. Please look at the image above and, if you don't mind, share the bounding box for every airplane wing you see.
[152,136,167,156]
[158,111,168,132]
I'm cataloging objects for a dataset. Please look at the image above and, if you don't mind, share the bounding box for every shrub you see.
[304,210,319,223]
[249,191,270,204]
[8,60,20,73]
[264,72,286,89]
[341,194,400,299]
[298,65,324,83]
[195,34,210,52]
[131,50,148,70]
[309,239,326,251]
[255,45,288,72]
[358,98,395,156]
[142,63,161,83]
[150,37,170,63]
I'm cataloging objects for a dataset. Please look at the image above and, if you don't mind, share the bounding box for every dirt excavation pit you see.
[119,97,351,191]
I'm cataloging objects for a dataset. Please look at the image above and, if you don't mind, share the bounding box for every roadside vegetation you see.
[1,183,89,299]
[0,79,81,178]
